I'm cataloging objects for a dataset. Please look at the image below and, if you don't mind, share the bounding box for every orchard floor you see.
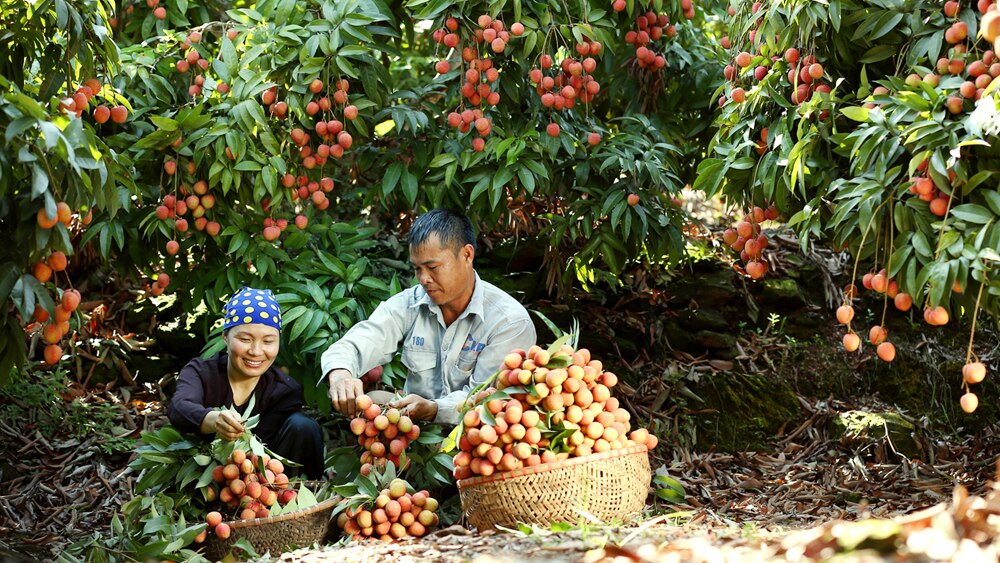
[4,383,1000,562]
[267,396,1000,563]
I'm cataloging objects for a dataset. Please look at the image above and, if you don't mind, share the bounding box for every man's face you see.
[409,233,475,307]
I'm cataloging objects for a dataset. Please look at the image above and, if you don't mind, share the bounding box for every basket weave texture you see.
[204,496,338,560]
[457,444,651,531]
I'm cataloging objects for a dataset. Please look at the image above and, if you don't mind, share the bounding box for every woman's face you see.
[225,323,280,380]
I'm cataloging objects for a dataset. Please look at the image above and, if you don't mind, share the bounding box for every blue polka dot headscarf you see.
[223,287,282,332]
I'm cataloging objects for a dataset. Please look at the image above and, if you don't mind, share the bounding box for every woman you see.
[167,287,324,479]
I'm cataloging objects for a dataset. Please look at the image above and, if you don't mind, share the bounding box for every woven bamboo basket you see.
[203,496,339,560]
[457,444,651,531]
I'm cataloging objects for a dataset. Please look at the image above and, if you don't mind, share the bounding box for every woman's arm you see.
[167,359,213,435]
[200,410,244,440]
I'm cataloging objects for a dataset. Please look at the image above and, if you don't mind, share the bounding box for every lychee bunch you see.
[196,449,297,542]
[337,478,440,541]
[431,15,525,152]
[349,395,421,476]
[721,205,778,279]
[624,9,675,70]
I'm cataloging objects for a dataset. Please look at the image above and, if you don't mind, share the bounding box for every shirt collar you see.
[408,271,484,321]
[462,272,485,321]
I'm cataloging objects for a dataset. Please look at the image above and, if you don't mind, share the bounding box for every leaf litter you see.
[3,383,1000,562]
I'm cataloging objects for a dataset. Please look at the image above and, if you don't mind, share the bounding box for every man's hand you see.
[389,394,438,422]
[328,369,362,417]
[203,410,244,441]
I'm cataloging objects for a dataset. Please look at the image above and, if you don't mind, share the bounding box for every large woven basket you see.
[457,444,651,531]
[203,496,339,560]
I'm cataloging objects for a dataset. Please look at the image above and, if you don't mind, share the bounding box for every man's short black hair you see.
[407,208,477,252]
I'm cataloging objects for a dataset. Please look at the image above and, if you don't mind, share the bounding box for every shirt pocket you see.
[402,347,438,376]
[449,350,479,390]
[456,350,478,373]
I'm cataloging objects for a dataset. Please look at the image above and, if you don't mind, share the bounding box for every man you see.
[322,209,536,425]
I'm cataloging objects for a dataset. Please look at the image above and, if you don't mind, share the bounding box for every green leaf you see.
[950,204,993,224]
[401,169,418,206]
[840,106,870,122]
[31,164,48,197]
[149,116,178,131]
[692,159,727,197]
[232,538,260,558]
[296,482,318,509]
[382,161,403,196]
[428,153,455,168]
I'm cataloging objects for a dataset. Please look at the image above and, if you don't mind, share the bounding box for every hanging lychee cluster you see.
[624,9,675,70]
[432,14,525,152]
[528,39,603,140]
[173,30,213,98]
[907,162,952,218]
[721,205,778,280]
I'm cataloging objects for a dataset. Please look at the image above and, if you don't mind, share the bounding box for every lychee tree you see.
[368,0,724,292]
[699,0,1000,409]
[0,0,136,383]
[4,0,733,397]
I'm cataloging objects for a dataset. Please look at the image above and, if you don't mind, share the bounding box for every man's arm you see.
[433,316,537,425]
[321,293,411,415]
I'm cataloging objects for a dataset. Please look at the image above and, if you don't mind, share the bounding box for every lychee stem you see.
[965,279,986,365]
[847,198,889,305]
[880,204,894,328]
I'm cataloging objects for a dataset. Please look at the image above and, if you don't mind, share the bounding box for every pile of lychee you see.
[336,478,440,541]
[197,449,297,542]
[349,396,421,476]
[721,205,778,280]
[453,343,658,480]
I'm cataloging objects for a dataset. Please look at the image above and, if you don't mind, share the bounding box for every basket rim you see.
[456,444,648,489]
[223,495,340,530]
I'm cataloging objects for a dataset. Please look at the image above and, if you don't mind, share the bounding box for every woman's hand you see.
[202,410,245,440]
[389,394,438,422]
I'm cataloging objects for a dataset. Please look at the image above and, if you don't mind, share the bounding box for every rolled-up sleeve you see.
[167,360,213,436]
[433,316,536,425]
[319,292,412,383]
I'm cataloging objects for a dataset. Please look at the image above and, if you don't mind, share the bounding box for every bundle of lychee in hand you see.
[349,395,421,476]
[450,337,658,479]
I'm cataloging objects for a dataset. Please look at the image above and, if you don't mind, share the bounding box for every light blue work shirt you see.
[320,273,536,424]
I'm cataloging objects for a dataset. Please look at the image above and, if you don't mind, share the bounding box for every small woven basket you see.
[457,444,651,531]
[203,496,339,560]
